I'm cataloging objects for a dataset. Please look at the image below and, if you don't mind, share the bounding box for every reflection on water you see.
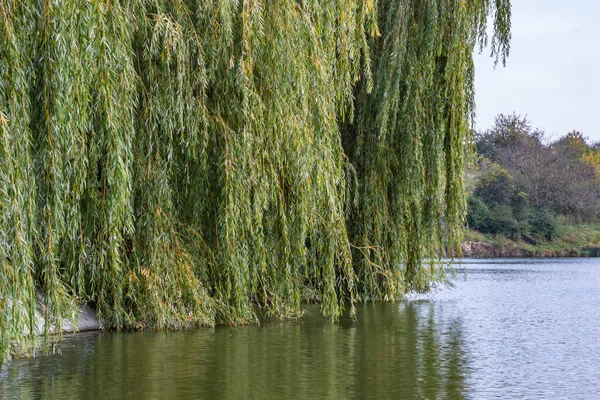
[0,302,467,400]
[2,258,600,399]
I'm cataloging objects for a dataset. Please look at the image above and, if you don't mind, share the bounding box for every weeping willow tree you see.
[0,0,510,363]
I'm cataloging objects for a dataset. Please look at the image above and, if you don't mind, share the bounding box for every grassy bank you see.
[462,223,600,257]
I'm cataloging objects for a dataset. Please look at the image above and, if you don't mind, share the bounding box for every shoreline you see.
[460,224,600,258]
[460,240,600,258]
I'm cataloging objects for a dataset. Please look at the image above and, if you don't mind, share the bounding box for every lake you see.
[1,259,599,399]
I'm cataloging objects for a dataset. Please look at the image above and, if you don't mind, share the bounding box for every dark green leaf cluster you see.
[467,169,557,240]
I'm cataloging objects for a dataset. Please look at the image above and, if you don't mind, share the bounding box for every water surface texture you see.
[2,259,599,399]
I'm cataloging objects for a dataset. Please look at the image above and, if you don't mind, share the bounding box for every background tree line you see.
[467,113,600,241]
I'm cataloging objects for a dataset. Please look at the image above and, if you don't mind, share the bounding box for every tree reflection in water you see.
[1,302,467,400]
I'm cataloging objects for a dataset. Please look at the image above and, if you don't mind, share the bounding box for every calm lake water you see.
[1,259,600,399]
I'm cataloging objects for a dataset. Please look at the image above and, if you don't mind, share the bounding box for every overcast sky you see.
[474,0,600,142]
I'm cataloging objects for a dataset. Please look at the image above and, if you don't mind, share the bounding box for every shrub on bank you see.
[467,168,558,241]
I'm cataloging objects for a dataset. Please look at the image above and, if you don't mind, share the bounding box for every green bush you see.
[468,170,525,238]
[511,191,529,220]
[487,204,522,238]
[466,196,524,238]
[467,196,490,231]
[474,168,516,206]
[528,207,557,240]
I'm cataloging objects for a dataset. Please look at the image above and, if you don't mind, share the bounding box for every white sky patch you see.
[475,0,600,141]
[512,13,579,37]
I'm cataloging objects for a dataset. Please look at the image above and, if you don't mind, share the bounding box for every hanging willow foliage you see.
[0,0,510,363]
[343,0,510,298]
